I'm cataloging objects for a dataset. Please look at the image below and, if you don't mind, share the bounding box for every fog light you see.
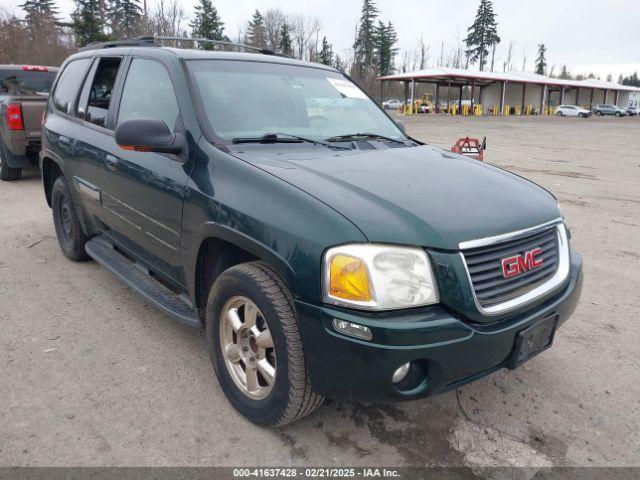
[392,362,411,383]
[332,319,372,340]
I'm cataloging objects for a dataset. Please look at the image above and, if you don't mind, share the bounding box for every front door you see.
[99,57,192,287]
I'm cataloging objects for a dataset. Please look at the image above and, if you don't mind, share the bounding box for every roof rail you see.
[153,36,281,56]
[79,37,156,51]
[77,36,290,58]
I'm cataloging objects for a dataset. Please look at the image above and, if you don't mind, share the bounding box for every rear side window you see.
[117,58,180,132]
[83,57,122,128]
[52,59,92,115]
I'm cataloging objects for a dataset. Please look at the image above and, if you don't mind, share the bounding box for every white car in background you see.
[556,105,592,117]
[382,98,402,110]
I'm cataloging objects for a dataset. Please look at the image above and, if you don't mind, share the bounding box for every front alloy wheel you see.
[219,296,276,400]
[206,262,323,426]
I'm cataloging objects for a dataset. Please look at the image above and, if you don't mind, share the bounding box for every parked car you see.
[382,98,402,110]
[41,39,583,427]
[416,103,432,113]
[556,105,592,118]
[0,65,58,181]
[625,106,638,116]
[593,104,626,116]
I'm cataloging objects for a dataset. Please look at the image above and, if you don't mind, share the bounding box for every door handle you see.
[105,154,119,170]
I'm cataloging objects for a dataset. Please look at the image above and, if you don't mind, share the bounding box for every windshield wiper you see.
[325,133,407,145]
[232,132,351,150]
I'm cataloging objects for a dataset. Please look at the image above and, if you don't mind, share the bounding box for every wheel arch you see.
[41,155,64,208]
[191,223,298,323]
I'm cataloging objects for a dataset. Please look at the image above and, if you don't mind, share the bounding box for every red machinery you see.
[451,136,486,161]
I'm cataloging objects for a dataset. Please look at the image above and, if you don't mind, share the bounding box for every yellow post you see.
[503,104,510,116]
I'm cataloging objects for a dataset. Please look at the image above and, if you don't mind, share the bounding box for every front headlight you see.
[323,244,439,310]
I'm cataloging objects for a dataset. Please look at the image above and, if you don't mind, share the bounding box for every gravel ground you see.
[1,115,639,470]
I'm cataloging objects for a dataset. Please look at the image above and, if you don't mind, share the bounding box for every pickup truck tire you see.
[206,261,323,426]
[0,139,22,181]
[52,176,90,262]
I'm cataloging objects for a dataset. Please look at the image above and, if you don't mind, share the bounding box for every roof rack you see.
[79,37,156,51]
[79,36,287,57]
[153,36,282,56]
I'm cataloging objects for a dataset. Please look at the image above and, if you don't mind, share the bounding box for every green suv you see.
[41,38,583,426]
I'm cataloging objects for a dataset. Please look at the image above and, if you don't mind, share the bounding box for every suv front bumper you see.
[296,250,583,400]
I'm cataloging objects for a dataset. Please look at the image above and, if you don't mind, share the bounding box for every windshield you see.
[0,70,56,95]
[187,60,405,143]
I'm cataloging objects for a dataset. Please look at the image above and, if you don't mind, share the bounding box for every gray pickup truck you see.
[0,65,58,181]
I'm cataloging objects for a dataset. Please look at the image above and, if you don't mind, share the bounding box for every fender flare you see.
[187,221,300,302]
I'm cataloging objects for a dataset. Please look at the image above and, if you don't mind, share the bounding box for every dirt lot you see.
[1,115,639,470]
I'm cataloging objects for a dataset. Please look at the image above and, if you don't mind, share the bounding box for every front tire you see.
[52,176,90,262]
[0,139,22,181]
[206,262,323,427]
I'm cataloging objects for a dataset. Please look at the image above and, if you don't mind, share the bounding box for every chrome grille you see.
[462,225,560,309]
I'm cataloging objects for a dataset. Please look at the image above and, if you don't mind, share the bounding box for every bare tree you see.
[490,43,496,72]
[502,40,515,71]
[289,14,321,61]
[522,48,527,71]
[263,9,286,53]
[145,0,187,38]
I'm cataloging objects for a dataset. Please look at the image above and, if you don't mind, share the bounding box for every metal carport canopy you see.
[377,67,640,92]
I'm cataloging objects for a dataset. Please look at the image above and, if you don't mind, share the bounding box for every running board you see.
[85,235,201,328]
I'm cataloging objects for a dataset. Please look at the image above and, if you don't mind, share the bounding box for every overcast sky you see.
[3,0,639,79]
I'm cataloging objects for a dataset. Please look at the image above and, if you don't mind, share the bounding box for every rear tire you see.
[206,261,323,427]
[0,140,22,181]
[52,176,90,262]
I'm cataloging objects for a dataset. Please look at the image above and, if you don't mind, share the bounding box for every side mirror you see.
[115,118,184,155]
[395,120,406,134]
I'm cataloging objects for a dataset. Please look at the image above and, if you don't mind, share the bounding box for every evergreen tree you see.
[464,0,500,71]
[72,0,110,46]
[190,0,226,49]
[247,10,266,49]
[559,65,571,79]
[20,0,59,26]
[375,21,398,76]
[279,22,292,56]
[353,0,379,77]
[108,0,142,38]
[535,44,547,75]
[318,36,333,66]
[621,72,640,87]
[606,73,612,82]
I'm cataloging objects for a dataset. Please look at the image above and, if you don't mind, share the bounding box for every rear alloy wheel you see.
[52,176,90,262]
[0,139,22,181]
[206,262,323,426]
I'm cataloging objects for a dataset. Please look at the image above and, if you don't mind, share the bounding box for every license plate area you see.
[507,314,558,369]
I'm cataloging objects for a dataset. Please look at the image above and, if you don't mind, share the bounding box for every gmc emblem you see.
[501,248,544,279]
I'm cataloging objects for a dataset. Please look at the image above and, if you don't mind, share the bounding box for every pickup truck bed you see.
[0,65,57,181]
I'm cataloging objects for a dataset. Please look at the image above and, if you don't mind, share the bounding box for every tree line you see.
[1,0,636,92]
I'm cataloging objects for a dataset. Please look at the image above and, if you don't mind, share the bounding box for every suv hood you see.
[232,144,561,250]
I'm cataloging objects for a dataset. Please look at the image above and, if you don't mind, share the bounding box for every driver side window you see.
[117,58,180,133]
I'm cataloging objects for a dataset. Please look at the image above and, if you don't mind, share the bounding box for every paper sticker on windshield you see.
[327,77,367,99]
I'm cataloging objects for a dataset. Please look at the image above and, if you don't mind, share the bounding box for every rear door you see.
[98,56,192,286]
[71,56,126,226]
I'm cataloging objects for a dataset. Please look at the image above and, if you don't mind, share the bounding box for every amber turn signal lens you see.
[329,254,372,302]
